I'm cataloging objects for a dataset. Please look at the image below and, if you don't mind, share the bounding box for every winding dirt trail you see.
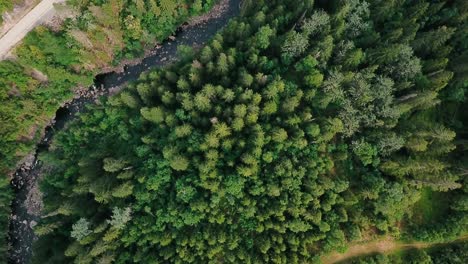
[0,0,65,60]
[321,236,468,264]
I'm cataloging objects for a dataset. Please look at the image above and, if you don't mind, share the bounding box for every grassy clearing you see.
[410,188,450,225]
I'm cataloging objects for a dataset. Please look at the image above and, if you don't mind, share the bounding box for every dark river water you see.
[8,1,241,263]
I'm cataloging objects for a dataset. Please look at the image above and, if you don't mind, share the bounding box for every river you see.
[8,0,241,262]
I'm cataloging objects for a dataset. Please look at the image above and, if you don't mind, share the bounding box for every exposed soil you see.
[0,0,40,37]
[322,237,398,264]
[0,0,66,59]
[321,236,468,264]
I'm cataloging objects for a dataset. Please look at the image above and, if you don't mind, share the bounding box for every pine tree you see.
[175,124,193,138]
[120,92,139,109]
[405,137,429,152]
[103,158,126,172]
[107,207,131,230]
[282,31,309,59]
[240,71,254,87]
[194,93,211,112]
[214,122,231,138]
[262,101,277,115]
[111,182,134,198]
[412,26,456,55]
[232,118,245,131]
[255,26,274,50]
[410,174,461,192]
[71,218,92,241]
[302,10,330,37]
[140,107,165,123]
[217,53,229,74]
[428,70,454,91]
[272,128,288,142]
[170,155,190,171]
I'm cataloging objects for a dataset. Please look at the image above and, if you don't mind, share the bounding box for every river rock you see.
[8,1,242,262]
[29,221,37,229]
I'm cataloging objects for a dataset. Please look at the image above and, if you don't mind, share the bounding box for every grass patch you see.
[410,188,450,225]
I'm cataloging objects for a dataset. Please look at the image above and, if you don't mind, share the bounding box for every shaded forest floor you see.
[321,235,468,264]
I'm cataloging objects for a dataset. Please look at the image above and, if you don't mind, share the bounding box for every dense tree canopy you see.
[0,0,219,260]
[29,0,468,263]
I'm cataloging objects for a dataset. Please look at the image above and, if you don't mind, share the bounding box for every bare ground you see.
[0,0,40,38]
[322,236,468,264]
[0,0,66,60]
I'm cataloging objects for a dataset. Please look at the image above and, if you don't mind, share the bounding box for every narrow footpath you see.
[322,236,468,264]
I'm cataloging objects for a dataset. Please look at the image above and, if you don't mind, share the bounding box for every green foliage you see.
[254,25,275,50]
[141,107,165,123]
[410,188,450,225]
[0,176,12,257]
[0,0,221,260]
[282,31,309,60]
[71,218,92,241]
[30,0,468,263]
[302,10,330,37]
[352,140,378,166]
[107,207,131,230]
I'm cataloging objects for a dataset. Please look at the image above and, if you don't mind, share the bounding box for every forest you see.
[0,0,218,260]
[1,0,218,174]
[27,0,468,263]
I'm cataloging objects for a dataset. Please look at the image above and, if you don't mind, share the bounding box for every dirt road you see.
[321,236,468,264]
[0,0,64,60]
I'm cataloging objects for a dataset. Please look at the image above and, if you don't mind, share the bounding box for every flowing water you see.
[8,1,241,262]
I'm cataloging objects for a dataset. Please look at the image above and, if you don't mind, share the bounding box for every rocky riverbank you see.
[7,0,242,263]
